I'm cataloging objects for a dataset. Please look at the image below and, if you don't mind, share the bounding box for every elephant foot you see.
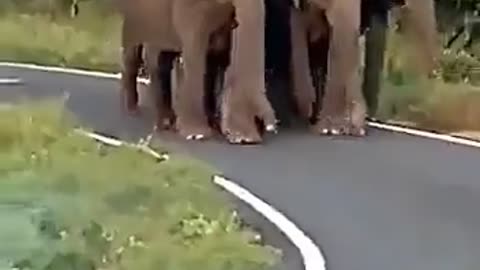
[348,100,368,137]
[121,91,141,117]
[175,117,213,141]
[220,87,278,145]
[223,122,263,144]
[312,118,367,136]
[295,94,315,121]
[153,113,175,132]
[312,118,366,136]
[312,103,367,137]
[312,113,351,135]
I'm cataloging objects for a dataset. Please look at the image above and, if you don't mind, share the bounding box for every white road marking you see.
[0,77,23,85]
[368,121,480,148]
[72,129,327,270]
[0,60,329,269]
[0,62,151,85]
[213,175,326,270]
[3,61,480,270]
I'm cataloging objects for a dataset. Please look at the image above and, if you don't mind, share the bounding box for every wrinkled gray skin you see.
[123,27,233,137]
[118,0,276,143]
[119,0,438,143]
[288,0,438,136]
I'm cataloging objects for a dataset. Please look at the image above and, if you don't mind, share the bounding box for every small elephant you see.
[289,0,438,136]
[117,0,278,143]
[124,24,233,137]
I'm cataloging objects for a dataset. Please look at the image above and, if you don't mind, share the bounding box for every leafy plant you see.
[0,100,280,270]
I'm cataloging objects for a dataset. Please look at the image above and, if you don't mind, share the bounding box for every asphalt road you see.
[2,66,480,270]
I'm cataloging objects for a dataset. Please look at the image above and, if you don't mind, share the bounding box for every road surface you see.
[2,66,480,270]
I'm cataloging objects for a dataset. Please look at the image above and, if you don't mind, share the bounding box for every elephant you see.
[119,0,438,142]
[117,0,278,144]
[123,29,233,136]
[288,0,439,136]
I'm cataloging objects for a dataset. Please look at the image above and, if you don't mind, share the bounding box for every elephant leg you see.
[173,33,213,140]
[120,43,143,116]
[312,0,367,136]
[158,51,177,125]
[144,46,175,131]
[289,8,316,121]
[205,51,229,130]
[221,0,277,144]
[204,53,217,127]
[362,12,387,117]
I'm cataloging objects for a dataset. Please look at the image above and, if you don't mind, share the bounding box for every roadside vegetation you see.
[0,99,280,270]
[378,0,480,135]
[1,0,480,134]
[0,0,121,72]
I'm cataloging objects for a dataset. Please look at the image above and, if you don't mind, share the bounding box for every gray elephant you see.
[117,0,277,144]
[119,0,438,143]
[288,0,439,136]
[122,33,232,137]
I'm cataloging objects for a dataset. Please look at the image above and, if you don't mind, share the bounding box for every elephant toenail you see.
[265,124,276,132]
[322,128,329,134]
[331,129,340,135]
[194,134,205,140]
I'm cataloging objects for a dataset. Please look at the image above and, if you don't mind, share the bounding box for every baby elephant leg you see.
[144,45,175,131]
[120,43,143,115]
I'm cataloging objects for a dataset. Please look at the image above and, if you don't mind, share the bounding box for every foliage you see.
[433,0,480,83]
[0,1,121,72]
[0,100,280,270]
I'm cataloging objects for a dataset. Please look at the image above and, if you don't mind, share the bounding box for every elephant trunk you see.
[401,0,439,76]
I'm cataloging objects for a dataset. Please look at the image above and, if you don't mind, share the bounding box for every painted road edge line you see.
[0,62,151,85]
[213,175,326,270]
[2,61,480,149]
[73,128,327,270]
[0,77,23,85]
[367,122,480,148]
[1,62,327,270]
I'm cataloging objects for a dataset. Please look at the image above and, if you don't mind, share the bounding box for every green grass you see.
[377,77,480,133]
[0,3,121,72]
[377,29,480,135]
[0,99,280,270]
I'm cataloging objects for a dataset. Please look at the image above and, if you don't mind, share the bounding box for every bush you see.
[0,100,280,270]
[0,2,121,72]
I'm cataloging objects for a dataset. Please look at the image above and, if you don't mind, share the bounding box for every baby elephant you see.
[117,0,277,143]
[122,19,235,140]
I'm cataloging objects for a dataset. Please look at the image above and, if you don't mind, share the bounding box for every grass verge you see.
[378,78,480,134]
[0,7,121,73]
[0,99,280,270]
[377,30,480,137]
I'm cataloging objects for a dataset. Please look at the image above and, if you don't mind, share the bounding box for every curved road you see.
[2,66,480,270]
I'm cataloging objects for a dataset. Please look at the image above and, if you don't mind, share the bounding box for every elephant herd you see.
[116,0,438,144]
